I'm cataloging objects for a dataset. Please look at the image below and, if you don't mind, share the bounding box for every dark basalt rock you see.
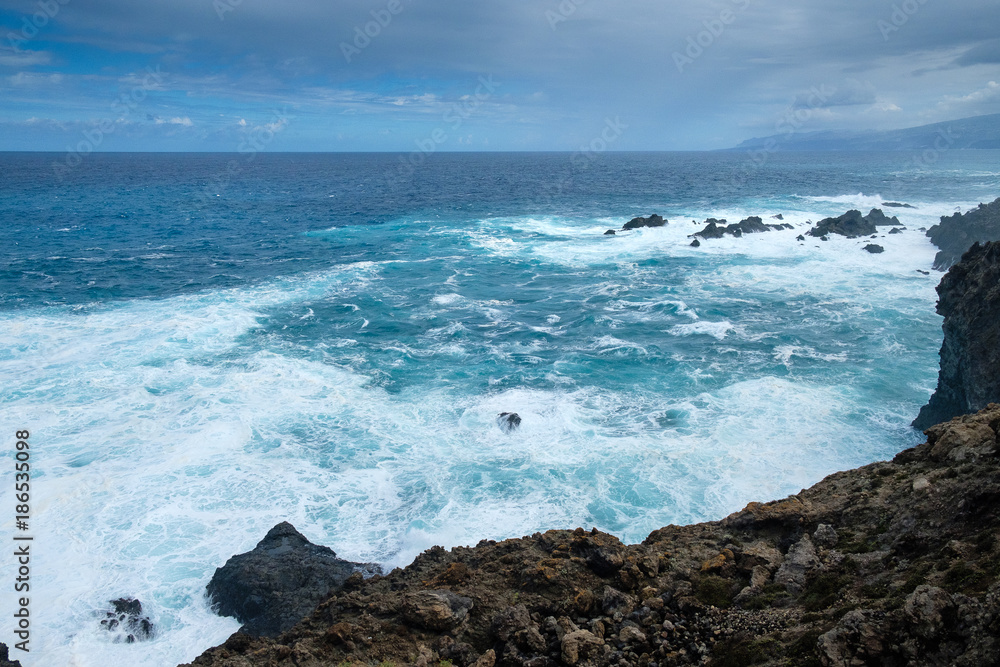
[926,197,1000,270]
[808,209,899,239]
[497,412,522,433]
[690,238,701,247]
[603,229,616,235]
[883,201,915,208]
[914,241,1000,430]
[99,598,154,643]
[889,227,904,234]
[622,214,666,230]
[796,235,806,242]
[692,216,788,240]
[863,244,885,254]
[207,522,381,637]
[0,643,22,667]
[772,214,784,220]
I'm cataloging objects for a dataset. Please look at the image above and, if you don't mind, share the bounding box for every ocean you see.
[1,150,998,666]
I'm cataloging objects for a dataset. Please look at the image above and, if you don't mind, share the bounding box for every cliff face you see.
[914,241,1000,431]
[183,405,1000,667]
[926,198,1000,271]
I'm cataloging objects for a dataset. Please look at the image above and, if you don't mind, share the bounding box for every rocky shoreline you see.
[177,241,1000,666]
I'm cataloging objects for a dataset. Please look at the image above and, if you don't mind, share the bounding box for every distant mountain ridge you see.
[733,113,1000,151]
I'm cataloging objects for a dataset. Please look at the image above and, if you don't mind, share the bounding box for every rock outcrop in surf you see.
[497,412,522,433]
[100,598,154,643]
[914,241,1000,430]
[926,197,1000,270]
[692,216,792,240]
[622,214,667,231]
[206,522,381,637]
[807,209,899,239]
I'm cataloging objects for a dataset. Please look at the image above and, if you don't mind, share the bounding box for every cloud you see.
[0,50,51,67]
[936,80,1000,114]
[954,39,1000,67]
[793,80,876,109]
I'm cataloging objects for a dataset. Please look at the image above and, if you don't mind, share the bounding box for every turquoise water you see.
[0,151,997,665]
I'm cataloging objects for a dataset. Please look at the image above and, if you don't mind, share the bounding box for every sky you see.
[0,0,998,151]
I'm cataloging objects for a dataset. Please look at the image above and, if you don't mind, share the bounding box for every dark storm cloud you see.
[0,0,997,149]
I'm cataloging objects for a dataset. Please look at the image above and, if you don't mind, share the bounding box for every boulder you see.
[403,590,473,631]
[863,244,885,254]
[883,202,915,208]
[99,598,154,643]
[690,238,701,248]
[889,227,904,235]
[927,198,1000,270]
[914,242,1000,429]
[206,522,381,637]
[497,412,521,433]
[622,214,666,230]
[603,229,616,236]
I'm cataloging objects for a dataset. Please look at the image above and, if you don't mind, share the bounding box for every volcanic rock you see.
[497,412,522,433]
[622,214,667,230]
[100,598,154,643]
[926,197,1000,270]
[863,244,885,254]
[692,216,788,240]
[206,522,380,637]
[0,644,22,667]
[882,202,915,208]
[914,241,1000,429]
[807,209,899,238]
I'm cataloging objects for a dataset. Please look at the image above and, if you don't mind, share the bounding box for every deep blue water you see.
[0,150,997,666]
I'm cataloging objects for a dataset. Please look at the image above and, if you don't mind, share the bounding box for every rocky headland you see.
[180,229,1000,667]
[914,241,1000,430]
[926,198,1000,270]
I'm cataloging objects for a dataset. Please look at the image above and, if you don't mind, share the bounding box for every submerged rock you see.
[603,229,616,236]
[497,412,522,433]
[622,214,667,230]
[100,598,154,643]
[927,197,1000,270]
[206,522,381,637]
[914,241,1000,429]
[690,238,701,247]
[863,244,885,254]
[889,227,904,234]
[883,201,915,208]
